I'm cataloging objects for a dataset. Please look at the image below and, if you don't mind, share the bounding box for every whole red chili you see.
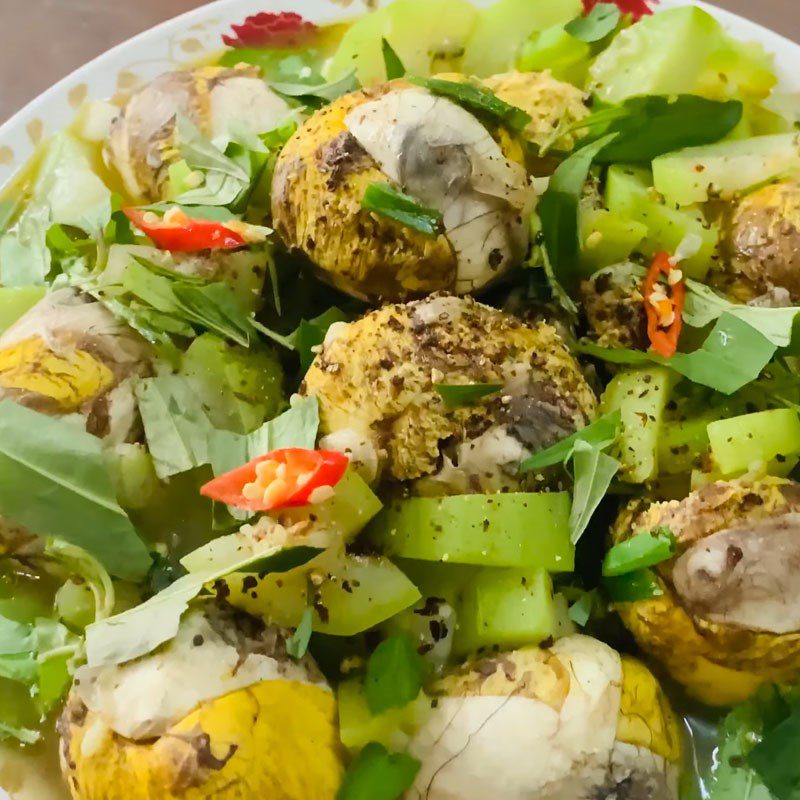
[222,11,318,49]
[582,0,658,22]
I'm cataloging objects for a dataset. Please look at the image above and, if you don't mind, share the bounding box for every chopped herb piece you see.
[0,400,150,580]
[434,382,503,408]
[290,307,350,371]
[602,527,676,577]
[286,608,314,659]
[566,3,621,42]
[537,134,617,296]
[365,635,425,715]
[580,96,743,163]
[271,71,359,105]
[604,568,664,603]
[362,182,443,237]
[410,76,532,133]
[569,440,620,544]
[381,38,406,80]
[520,411,621,472]
[337,742,421,800]
[749,703,800,800]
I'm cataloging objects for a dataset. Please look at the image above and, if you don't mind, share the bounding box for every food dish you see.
[2,0,800,797]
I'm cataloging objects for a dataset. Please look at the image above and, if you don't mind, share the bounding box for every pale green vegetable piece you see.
[326,0,477,85]
[600,367,674,484]
[0,286,46,334]
[708,409,800,476]
[453,567,554,656]
[605,165,718,280]
[179,333,284,435]
[517,24,591,86]
[589,6,775,105]
[580,208,647,276]
[225,549,421,636]
[462,0,581,76]
[105,443,159,511]
[367,492,574,571]
[338,680,431,751]
[652,133,800,207]
[657,412,722,475]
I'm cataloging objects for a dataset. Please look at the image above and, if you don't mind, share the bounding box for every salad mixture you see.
[2,0,800,797]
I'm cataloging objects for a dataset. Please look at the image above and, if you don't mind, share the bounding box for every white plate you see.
[0,0,798,797]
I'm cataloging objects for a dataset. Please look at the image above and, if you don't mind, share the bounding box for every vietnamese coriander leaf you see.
[604,568,665,603]
[271,71,359,106]
[520,411,621,472]
[135,376,214,479]
[568,439,620,544]
[537,134,617,296]
[749,702,800,800]
[434,383,502,408]
[580,95,743,164]
[365,634,425,715]
[565,3,621,42]
[173,282,255,347]
[382,38,406,80]
[602,527,676,577]
[290,307,350,372]
[286,608,314,659]
[362,183,443,237]
[0,400,150,580]
[338,742,421,800]
[684,279,800,348]
[578,313,778,395]
[411,76,531,133]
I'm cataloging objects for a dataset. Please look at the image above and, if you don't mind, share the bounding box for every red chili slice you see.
[123,207,246,253]
[222,12,318,49]
[200,448,349,511]
[643,251,686,359]
[582,0,657,21]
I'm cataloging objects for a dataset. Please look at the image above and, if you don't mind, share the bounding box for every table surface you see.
[1,0,798,123]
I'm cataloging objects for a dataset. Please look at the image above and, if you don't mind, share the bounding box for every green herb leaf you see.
[410,76,532,133]
[520,411,621,472]
[337,742,421,800]
[569,440,620,544]
[749,703,800,800]
[709,686,783,800]
[271,71,359,105]
[86,534,320,668]
[602,527,676,577]
[382,38,406,80]
[135,376,214,479]
[581,96,743,164]
[0,721,40,745]
[0,400,150,580]
[286,608,314,659]
[567,590,599,627]
[566,3,621,42]
[604,568,664,603]
[434,383,503,408]
[173,282,255,347]
[684,279,800,348]
[365,635,425,715]
[538,134,617,295]
[290,307,350,372]
[362,182,443,237]
[208,395,320,479]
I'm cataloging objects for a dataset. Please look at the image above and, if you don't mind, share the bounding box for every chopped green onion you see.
[434,382,502,407]
[604,568,664,603]
[602,528,676,577]
[382,38,406,80]
[362,182,443,237]
[410,76,532,133]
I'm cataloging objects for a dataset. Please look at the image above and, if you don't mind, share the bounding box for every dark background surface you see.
[0,0,797,122]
